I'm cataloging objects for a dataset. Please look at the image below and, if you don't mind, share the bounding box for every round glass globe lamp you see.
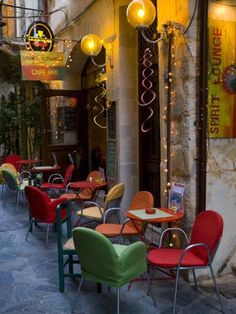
[126,0,156,28]
[80,34,103,56]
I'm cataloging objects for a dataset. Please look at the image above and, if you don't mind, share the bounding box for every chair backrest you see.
[73,227,147,286]
[0,163,19,183]
[25,186,67,224]
[128,191,154,210]
[5,154,21,171]
[80,171,102,199]
[64,164,75,186]
[2,169,19,190]
[25,186,53,222]
[104,182,125,211]
[190,210,224,263]
[72,227,124,281]
[52,152,58,166]
[128,191,154,231]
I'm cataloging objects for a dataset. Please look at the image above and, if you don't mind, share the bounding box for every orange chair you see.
[95,191,154,240]
[40,164,75,197]
[147,210,224,314]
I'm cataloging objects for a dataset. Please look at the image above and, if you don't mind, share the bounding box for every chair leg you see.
[16,191,20,212]
[173,268,180,314]
[25,219,33,241]
[145,271,157,307]
[192,269,198,290]
[72,277,83,313]
[58,252,65,292]
[117,287,120,314]
[209,264,224,313]
[45,224,50,248]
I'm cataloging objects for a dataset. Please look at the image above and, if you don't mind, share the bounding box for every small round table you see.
[31,165,61,183]
[61,180,108,201]
[126,207,184,243]
[126,207,184,224]
[17,159,41,171]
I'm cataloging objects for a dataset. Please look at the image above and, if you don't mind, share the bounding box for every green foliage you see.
[18,88,42,159]
[0,93,19,156]
[0,87,42,158]
[0,52,21,84]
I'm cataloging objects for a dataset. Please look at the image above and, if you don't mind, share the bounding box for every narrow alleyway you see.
[0,193,236,314]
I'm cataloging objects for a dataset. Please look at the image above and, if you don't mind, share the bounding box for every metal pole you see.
[196,0,208,213]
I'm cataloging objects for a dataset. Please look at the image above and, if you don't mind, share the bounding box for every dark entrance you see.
[41,89,87,178]
[138,1,161,207]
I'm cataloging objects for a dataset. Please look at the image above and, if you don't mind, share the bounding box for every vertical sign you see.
[208,18,236,138]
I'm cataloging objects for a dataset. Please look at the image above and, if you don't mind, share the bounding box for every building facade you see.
[0,0,236,279]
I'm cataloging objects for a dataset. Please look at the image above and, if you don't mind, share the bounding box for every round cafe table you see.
[126,207,184,224]
[31,165,61,183]
[61,180,108,201]
[17,159,42,171]
[126,207,184,242]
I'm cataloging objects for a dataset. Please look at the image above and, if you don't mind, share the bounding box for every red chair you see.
[5,154,22,171]
[147,210,224,314]
[25,186,68,248]
[40,164,75,197]
[95,191,154,240]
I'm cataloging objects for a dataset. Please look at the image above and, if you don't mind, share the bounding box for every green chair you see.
[2,168,30,211]
[56,200,81,292]
[72,227,157,314]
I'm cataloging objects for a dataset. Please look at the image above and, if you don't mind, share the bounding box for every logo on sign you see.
[25,21,54,51]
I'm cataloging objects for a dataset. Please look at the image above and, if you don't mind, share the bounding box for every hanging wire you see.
[139,48,156,133]
[93,81,107,129]
[183,0,198,34]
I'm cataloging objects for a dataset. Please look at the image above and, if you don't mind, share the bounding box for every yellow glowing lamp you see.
[80,34,103,56]
[126,0,156,28]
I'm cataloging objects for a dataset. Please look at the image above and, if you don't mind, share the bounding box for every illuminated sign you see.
[20,51,65,81]
[25,21,54,51]
[208,18,236,138]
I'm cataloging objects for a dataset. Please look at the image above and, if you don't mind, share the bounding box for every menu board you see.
[64,106,77,131]
[107,101,116,178]
[107,140,116,178]
[107,101,116,139]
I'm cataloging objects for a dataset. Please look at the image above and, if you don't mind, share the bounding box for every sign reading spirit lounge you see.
[208,8,236,138]
[21,21,65,80]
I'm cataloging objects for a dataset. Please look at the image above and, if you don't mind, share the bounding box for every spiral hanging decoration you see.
[139,48,156,133]
[93,81,107,129]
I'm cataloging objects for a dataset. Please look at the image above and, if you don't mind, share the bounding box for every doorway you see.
[81,51,107,174]
[41,89,87,178]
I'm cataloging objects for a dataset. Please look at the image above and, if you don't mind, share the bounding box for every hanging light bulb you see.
[80,34,103,56]
[126,0,156,28]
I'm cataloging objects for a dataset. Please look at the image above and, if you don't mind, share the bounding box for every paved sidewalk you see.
[0,195,236,313]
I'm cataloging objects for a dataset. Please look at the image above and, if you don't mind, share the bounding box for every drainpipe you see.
[196,0,208,213]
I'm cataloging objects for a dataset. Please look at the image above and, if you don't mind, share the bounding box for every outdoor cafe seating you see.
[95,190,154,242]
[72,227,156,314]
[76,182,125,227]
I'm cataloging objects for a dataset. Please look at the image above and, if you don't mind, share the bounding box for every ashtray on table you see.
[145,208,156,214]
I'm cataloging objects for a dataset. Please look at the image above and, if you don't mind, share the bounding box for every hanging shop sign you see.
[20,51,65,81]
[208,17,236,138]
[25,21,54,51]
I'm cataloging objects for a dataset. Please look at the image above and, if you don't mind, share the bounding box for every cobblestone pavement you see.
[0,193,236,314]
